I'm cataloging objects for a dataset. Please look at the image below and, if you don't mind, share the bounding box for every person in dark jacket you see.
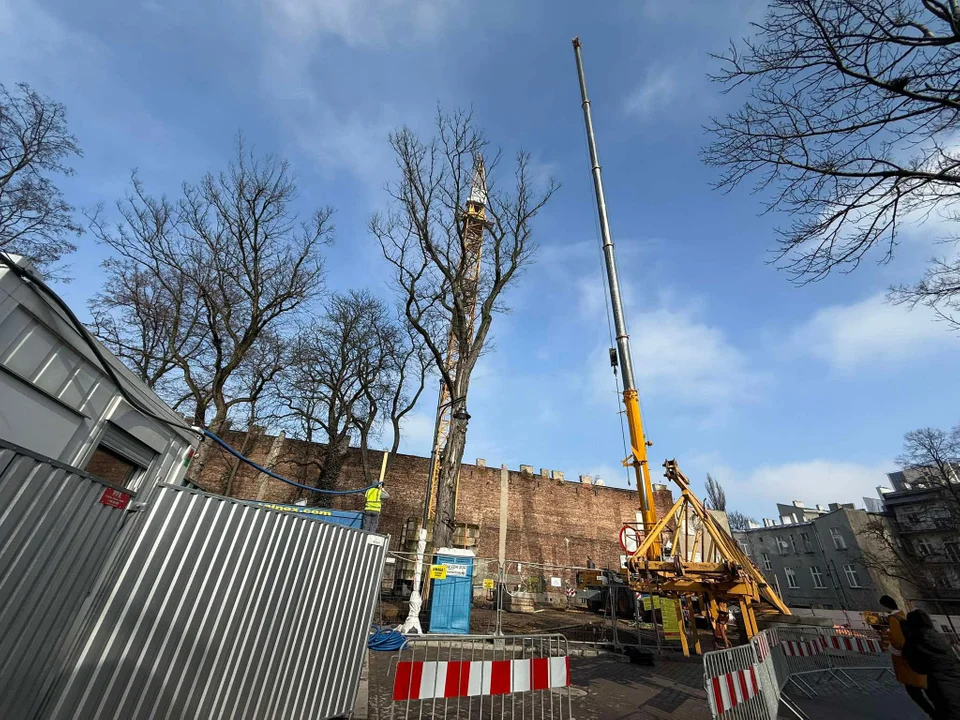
[903,609,960,720]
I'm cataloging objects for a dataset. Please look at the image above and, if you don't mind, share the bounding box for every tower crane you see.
[572,37,789,650]
[400,157,488,635]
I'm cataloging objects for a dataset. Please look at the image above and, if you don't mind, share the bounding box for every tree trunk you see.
[312,434,350,508]
[432,414,469,551]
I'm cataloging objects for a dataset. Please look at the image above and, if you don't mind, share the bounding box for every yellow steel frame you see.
[622,460,790,653]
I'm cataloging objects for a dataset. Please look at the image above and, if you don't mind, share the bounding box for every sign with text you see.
[483,578,495,590]
[444,563,468,578]
[661,599,683,640]
[99,488,131,510]
[429,565,447,580]
[550,576,562,588]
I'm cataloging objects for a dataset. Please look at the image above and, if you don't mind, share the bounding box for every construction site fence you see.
[389,633,574,719]
[380,557,683,650]
[703,625,892,720]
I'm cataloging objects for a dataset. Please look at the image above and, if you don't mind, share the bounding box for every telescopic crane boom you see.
[571,38,789,645]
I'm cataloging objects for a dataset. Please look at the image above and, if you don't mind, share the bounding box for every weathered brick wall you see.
[192,431,675,570]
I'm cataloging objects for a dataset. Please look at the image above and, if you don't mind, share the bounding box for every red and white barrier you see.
[826,635,882,654]
[393,657,570,701]
[707,666,760,716]
[780,638,824,657]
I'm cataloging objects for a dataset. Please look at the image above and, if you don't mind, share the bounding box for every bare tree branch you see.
[704,0,960,326]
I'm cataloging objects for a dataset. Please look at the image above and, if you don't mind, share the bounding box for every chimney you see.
[792,500,805,508]
[747,520,761,529]
[579,474,593,485]
[595,479,605,486]
[828,503,840,511]
[780,516,793,525]
[551,470,565,481]
[540,468,550,478]
[520,464,534,476]
[816,504,826,512]
[763,518,775,527]
[476,458,486,468]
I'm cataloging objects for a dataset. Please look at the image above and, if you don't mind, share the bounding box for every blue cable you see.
[368,625,408,651]
[200,428,378,495]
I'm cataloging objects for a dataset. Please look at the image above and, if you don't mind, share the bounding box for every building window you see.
[810,566,826,589]
[789,534,798,553]
[776,535,789,555]
[830,527,847,550]
[85,446,142,488]
[785,567,799,589]
[915,538,934,557]
[944,543,960,563]
[762,553,772,571]
[842,564,861,588]
[800,532,813,552]
[738,540,750,556]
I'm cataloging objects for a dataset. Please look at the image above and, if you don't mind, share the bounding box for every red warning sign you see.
[99,488,131,510]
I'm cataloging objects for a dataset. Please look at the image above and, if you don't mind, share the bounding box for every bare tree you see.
[218,329,286,497]
[705,473,727,511]
[0,83,81,278]
[727,510,757,532]
[860,424,960,611]
[704,0,960,329]
[276,290,400,502]
[371,109,556,550]
[89,137,332,440]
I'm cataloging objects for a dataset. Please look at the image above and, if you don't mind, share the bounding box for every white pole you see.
[399,528,427,635]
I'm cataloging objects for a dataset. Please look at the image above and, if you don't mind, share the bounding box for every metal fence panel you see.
[390,633,574,719]
[44,484,387,720]
[702,642,769,719]
[0,443,132,720]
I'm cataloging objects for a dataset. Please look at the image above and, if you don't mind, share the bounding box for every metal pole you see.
[572,36,636,393]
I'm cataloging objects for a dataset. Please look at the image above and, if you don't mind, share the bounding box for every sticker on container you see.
[445,563,468,577]
[429,564,447,580]
[99,488,131,510]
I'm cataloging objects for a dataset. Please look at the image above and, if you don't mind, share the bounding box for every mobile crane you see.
[572,37,790,651]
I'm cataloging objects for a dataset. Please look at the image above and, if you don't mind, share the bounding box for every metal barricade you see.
[768,625,847,698]
[702,642,769,719]
[817,627,891,683]
[749,630,780,718]
[389,633,573,719]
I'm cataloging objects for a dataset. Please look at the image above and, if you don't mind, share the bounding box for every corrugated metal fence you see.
[45,484,387,720]
[0,441,134,720]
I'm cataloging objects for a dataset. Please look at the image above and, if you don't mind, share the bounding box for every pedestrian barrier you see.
[703,643,767,719]
[389,633,573,718]
[704,625,893,720]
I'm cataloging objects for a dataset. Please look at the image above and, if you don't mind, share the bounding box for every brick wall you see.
[192,430,675,571]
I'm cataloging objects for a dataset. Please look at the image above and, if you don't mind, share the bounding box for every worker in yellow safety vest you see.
[880,595,935,718]
[363,481,388,533]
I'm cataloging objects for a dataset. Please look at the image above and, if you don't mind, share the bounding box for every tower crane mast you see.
[427,158,488,520]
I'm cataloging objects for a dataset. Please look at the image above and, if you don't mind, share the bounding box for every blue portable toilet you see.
[429,548,475,634]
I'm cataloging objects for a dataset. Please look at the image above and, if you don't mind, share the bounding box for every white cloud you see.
[792,293,959,370]
[632,308,764,406]
[262,0,457,47]
[731,460,894,512]
[398,411,435,455]
[625,66,678,120]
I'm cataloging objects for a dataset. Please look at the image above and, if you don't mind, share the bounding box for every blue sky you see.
[4,0,959,518]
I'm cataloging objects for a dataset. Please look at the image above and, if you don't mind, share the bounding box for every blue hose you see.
[368,625,408,651]
[201,428,378,495]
